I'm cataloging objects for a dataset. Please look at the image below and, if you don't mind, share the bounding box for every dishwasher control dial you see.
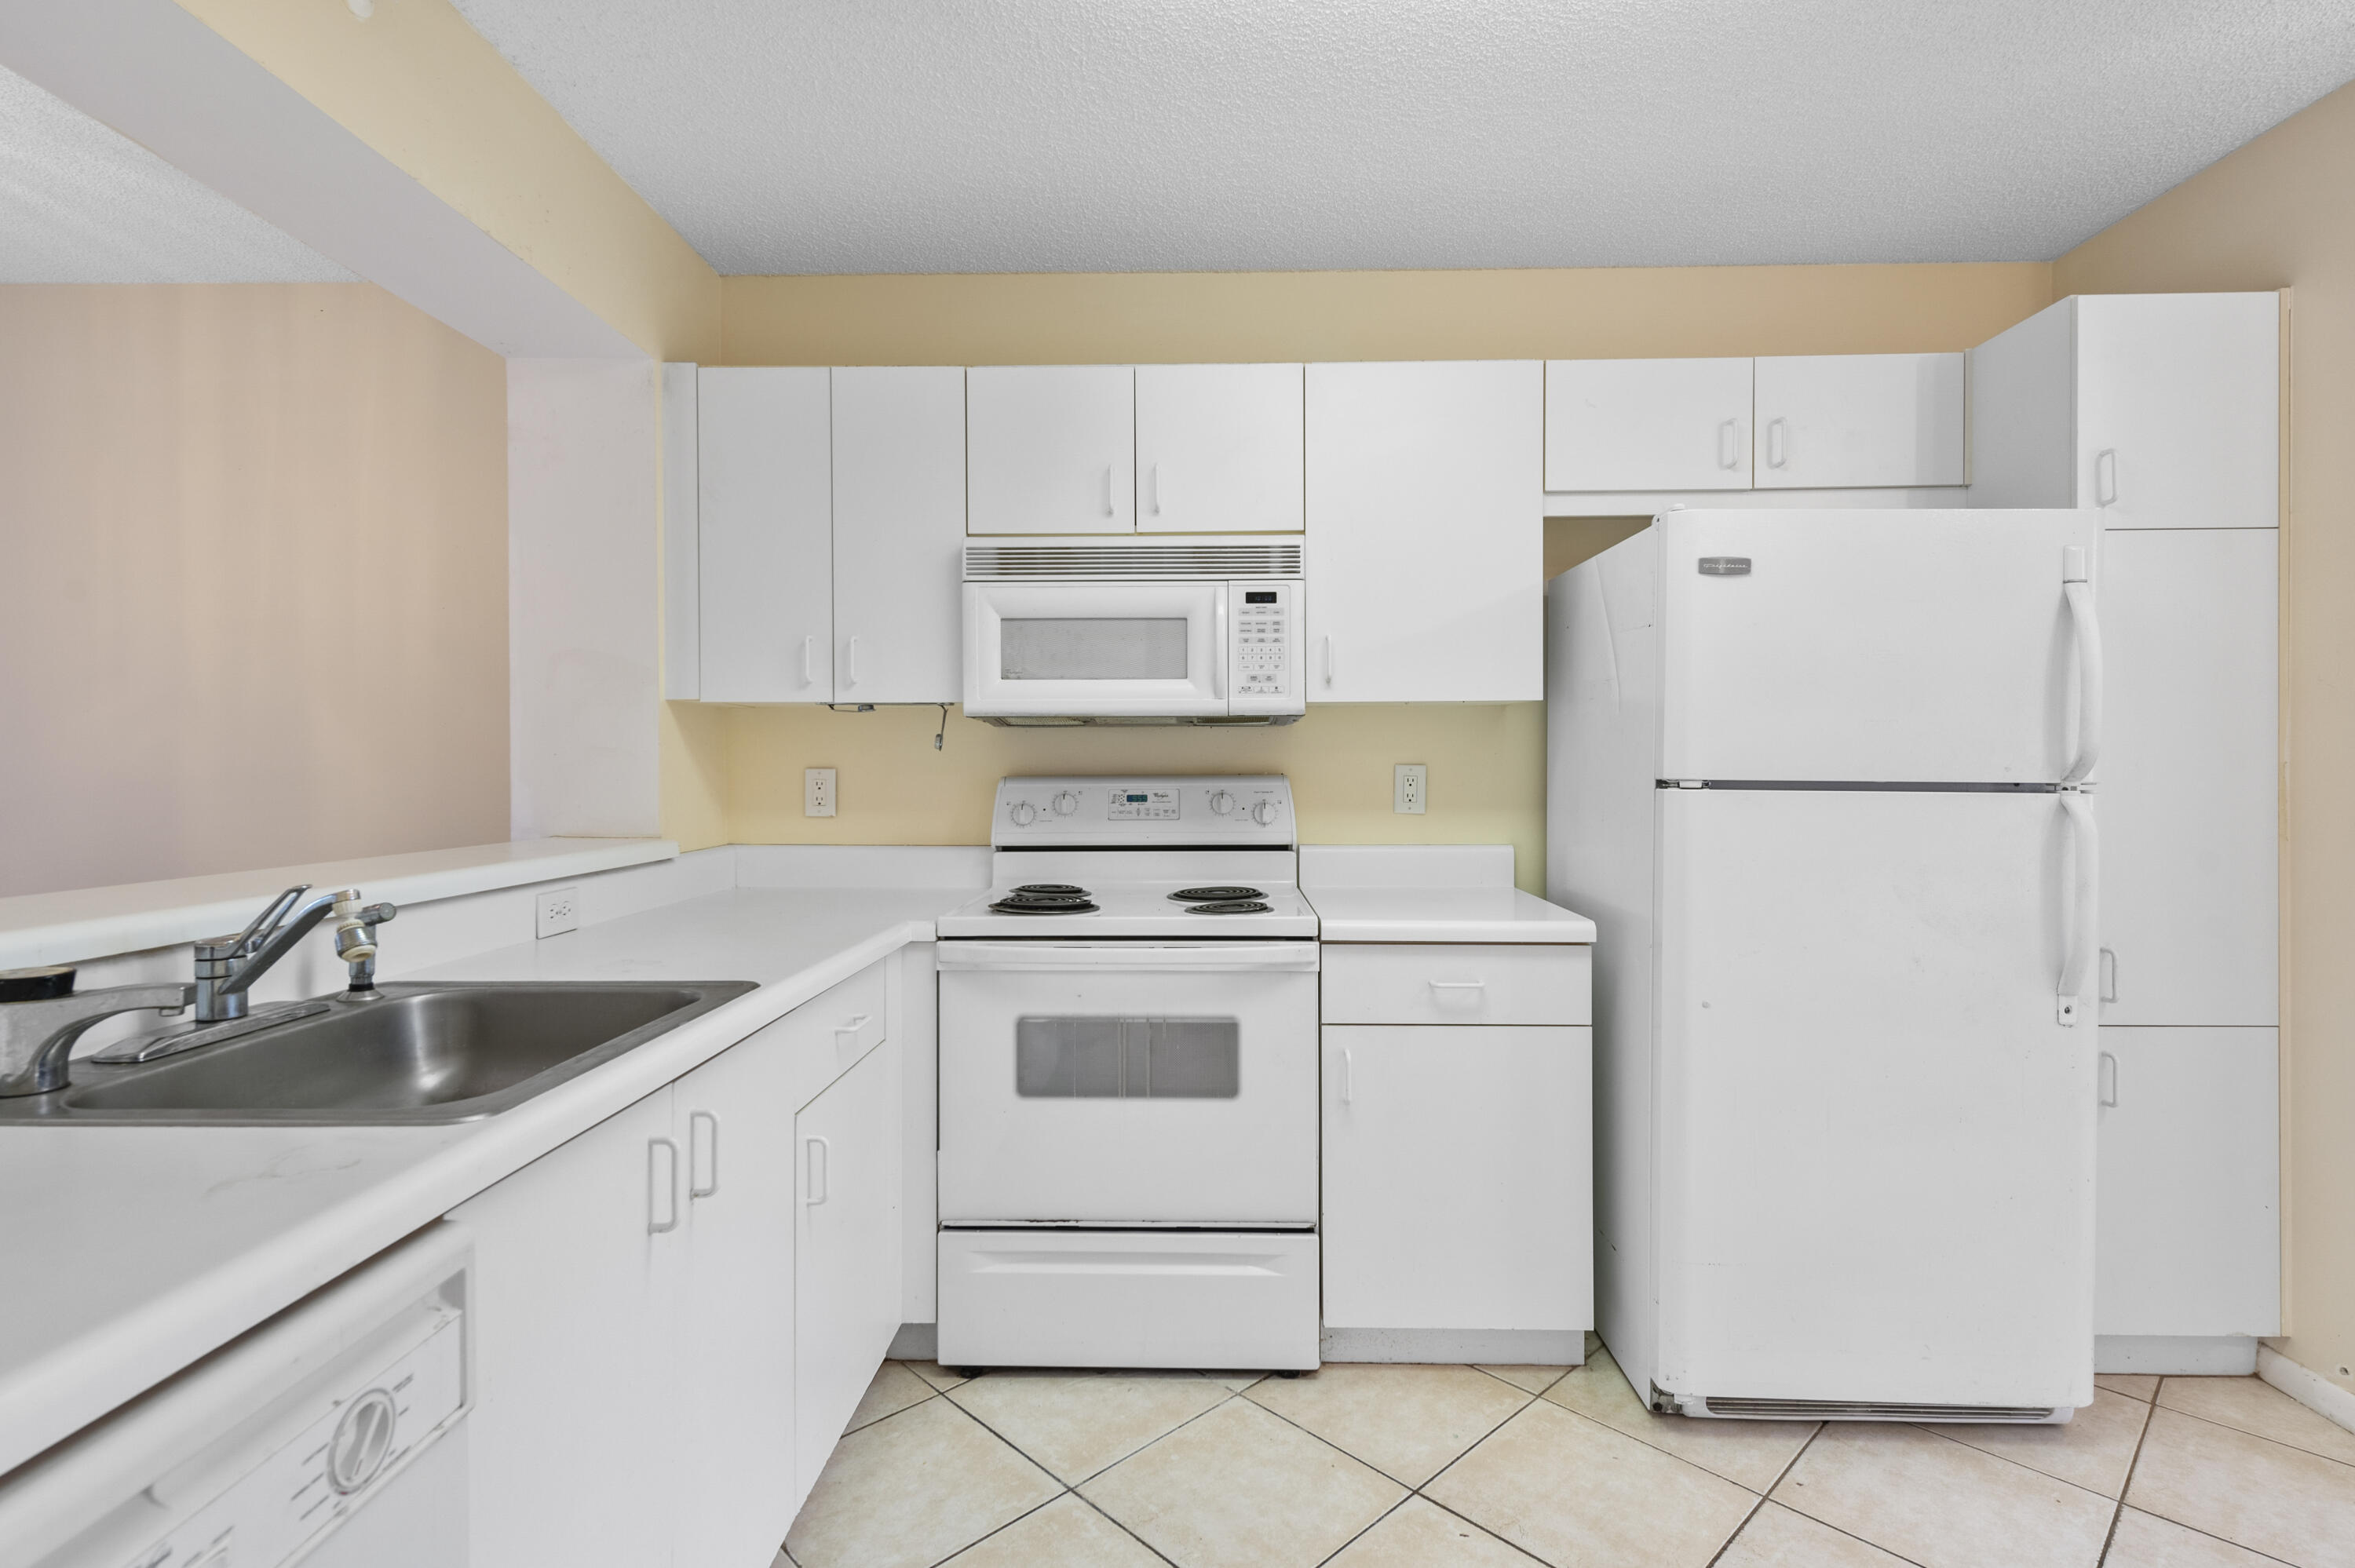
[1251,799,1280,826]
[1208,790,1235,816]
[327,1387,399,1494]
[1009,800,1037,827]
[1052,790,1080,816]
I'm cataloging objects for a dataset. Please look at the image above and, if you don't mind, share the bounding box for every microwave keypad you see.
[1236,592,1290,697]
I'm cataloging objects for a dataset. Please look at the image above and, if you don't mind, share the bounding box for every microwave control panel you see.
[1229,581,1301,713]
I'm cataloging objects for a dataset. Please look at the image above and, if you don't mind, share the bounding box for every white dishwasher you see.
[0,1223,471,1568]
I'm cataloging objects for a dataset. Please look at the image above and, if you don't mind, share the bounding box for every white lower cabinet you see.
[793,1041,904,1515]
[455,965,902,1568]
[452,1089,681,1568]
[2096,1026,2280,1337]
[1321,1023,1592,1338]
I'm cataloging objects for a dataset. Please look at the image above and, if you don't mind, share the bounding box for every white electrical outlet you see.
[1394,763,1428,815]
[805,767,838,818]
[535,884,580,939]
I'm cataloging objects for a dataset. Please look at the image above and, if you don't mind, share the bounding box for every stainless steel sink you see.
[0,981,756,1125]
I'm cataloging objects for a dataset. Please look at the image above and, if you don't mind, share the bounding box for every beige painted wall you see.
[699,262,2052,884]
[2058,79,2355,1395]
[0,283,509,898]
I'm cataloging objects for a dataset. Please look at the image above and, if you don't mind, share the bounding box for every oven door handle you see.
[935,941,1320,973]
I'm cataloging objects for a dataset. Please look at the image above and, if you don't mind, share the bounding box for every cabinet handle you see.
[1717,418,1740,471]
[688,1110,720,1199]
[2094,448,2119,507]
[1101,465,1115,518]
[801,634,814,687]
[1765,416,1788,469]
[2098,1051,2120,1108]
[1322,635,1336,687]
[1429,979,1487,991]
[845,636,859,687]
[648,1137,681,1233]
[1341,1048,1353,1106]
[834,1013,872,1049]
[2099,947,2118,1005]
[805,1136,831,1205]
[1148,463,1163,516]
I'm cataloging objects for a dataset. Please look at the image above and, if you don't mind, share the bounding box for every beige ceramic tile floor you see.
[773,1347,2355,1568]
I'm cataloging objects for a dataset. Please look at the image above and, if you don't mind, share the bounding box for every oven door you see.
[937,941,1319,1225]
[963,580,1228,717]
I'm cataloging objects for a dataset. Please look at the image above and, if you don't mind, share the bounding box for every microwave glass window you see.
[1014,1017,1240,1098]
[1000,618,1188,680]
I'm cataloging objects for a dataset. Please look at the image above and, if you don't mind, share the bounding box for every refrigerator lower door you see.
[1657,509,2101,785]
[1654,787,2095,1415]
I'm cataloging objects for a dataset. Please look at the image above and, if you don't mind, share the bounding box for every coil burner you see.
[1168,886,1265,903]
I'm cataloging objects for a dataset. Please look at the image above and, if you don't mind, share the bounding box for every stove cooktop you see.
[939,880,1320,939]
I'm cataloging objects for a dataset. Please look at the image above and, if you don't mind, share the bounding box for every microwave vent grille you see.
[965,542,1304,581]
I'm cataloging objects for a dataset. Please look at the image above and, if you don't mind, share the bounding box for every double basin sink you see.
[0,981,756,1125]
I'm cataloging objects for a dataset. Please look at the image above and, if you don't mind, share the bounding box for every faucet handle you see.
[208,884,312,960]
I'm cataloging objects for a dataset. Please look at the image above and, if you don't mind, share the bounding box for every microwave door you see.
[965,581,1228,717]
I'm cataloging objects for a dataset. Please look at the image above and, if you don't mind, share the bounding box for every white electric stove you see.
[934,776,1324,1372]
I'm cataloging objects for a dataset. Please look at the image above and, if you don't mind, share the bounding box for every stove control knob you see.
[1009,800,1037,827]
[1208,790,1236,816]
[1052,790,1080,816]
[1251,799,1280,826]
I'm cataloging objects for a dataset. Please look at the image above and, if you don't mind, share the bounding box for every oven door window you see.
[1014,1017,1240,1098]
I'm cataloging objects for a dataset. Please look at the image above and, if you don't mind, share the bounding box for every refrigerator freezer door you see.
[1658,509,2100,783]
[1654,787,2096,1410]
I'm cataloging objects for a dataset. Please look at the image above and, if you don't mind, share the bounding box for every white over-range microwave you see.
[962,537,1305,724]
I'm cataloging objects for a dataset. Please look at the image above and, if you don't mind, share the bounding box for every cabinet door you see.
[1754,353,1964,488]
[1546,358,1751,491]
[833,367,965,702]
[1305,361,1543,702]
[699,367,832,700]
[675,1030,802,1568]
[793,1041,902,1512]
[2079,294,2278,530]
[2095,1026,2280,1336]
[1135,363,1304,532]
[967,365,1134,534]
[1322,1024,1590,1331]
[452,1090,680,1568]
[2098,529,2279,1026]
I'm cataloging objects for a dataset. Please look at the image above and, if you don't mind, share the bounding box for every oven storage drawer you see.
[1320,943,1590,1026]
[938,1229,1320,1370]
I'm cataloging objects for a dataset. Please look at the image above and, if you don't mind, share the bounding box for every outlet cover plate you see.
[535,884,580,939]
[805,767,838,818]
[1394,764,1427,815]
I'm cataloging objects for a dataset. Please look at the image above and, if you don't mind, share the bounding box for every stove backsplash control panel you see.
[992,775,1294,847]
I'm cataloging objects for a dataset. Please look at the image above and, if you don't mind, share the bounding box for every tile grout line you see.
[1068,1486,1187,1568]
[2149,1388,2355,1472]
[1745,1423,1934,1568]
[926,1487,1073,1568]
[1401,1493,1560,1566]
[2094,1380,2161,1568]
[1902,1417,2128,1505]
[1700,1420,1818,1568]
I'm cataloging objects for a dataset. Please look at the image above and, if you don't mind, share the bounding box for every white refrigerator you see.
[1548,509,2102,1420]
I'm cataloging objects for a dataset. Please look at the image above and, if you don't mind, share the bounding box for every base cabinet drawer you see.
[1322,1025,1592,1333]
[1321,943,1590,1026]
[939,1230,1320,1369]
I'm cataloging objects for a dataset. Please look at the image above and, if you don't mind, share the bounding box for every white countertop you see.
[0,838,677,970]
[0,886,963,1479]
[1305,884,1597,944]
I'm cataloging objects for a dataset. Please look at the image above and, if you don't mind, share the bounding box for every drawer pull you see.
[1428,979,1487,992]
[834,1012,873,1045]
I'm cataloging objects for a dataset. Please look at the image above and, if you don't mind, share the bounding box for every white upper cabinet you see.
[967,365,1135,534]
[1970,293,2280,527]
[1753,352,1966,488]
[1135,363,1304,532]
[1546,358,1751,491]
[1305,360,1544,702]
[699,366,832,701]
[832,366,966,703]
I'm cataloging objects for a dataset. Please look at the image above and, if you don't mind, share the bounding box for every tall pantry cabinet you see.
[1970,292,2281,1369]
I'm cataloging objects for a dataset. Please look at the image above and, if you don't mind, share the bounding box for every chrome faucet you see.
[0,968,194,1097]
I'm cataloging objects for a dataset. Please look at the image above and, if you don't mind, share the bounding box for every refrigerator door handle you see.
[2057,790,2099,1025]
[2061,549,2104,784]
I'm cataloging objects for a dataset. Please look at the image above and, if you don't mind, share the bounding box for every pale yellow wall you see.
[708,263,2053,887]
[2058,78,2355,1395]
[178,0,721,363]
[721,262,2050,366]
[0,283,509,897]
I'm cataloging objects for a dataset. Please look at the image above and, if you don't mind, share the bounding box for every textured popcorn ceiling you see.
[450,0,2355,276]
[0,64,355,284]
